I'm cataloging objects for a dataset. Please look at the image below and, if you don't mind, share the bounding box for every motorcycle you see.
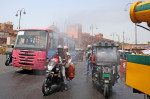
[5,44,14,66]
[42,58,65,96]
[5,52,12,66]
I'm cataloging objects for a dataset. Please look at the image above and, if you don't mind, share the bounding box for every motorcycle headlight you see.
[47,65,53,71]
[47,63,54,71]
[47,61,57,71]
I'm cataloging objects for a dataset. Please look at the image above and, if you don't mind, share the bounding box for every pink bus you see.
[12,28,75,70]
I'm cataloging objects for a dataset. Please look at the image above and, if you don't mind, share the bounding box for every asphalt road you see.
[0,55,144,99]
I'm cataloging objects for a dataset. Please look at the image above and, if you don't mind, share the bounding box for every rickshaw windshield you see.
[95,47,118,64]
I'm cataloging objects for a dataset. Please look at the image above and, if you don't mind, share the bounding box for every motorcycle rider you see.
[55,45,68,90]
[64,46,71,61]
[64,46,71,80]
[5,44,14,66]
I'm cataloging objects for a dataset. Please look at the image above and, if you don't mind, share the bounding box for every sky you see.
[0,0,149,44]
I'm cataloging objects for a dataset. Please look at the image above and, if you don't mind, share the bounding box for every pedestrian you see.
[85,45,92,75]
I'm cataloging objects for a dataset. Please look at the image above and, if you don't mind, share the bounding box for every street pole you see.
[110,33,115,41]
[91,24,93,44]
[122,32,125,50]
[16,8,26,30]
[113,33,114,41]
[135,23,137,53]
[19,11,22,29]
[118,35,120,43]
[124,3,133,11]
[90,25,99,44]
[116,34,120,43]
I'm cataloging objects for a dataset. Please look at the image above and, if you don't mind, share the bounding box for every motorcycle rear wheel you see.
[42,78,52,96]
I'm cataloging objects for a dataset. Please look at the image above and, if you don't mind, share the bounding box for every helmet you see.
[64,46,68,49]
[87,45,91,48]
[57,45,63,49]
[57,45,63,53]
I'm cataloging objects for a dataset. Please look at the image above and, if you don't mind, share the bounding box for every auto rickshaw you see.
[92,42,120,98]
[74,48,84,62]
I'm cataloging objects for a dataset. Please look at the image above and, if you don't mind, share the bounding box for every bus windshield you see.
[14,30,48,50]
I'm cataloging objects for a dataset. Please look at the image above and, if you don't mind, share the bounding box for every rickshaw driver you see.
[91,46,101,78]
[92,51,97,78]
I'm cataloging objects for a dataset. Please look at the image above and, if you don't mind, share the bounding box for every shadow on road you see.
[15,62,79,76]
[16,69,46,76]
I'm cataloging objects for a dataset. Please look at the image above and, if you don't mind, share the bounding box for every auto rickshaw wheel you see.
[104,84,110,98]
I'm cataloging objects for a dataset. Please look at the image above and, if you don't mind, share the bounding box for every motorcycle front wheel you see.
[5,58,10,66]
[104,84,110,98]
[42,78,52,96]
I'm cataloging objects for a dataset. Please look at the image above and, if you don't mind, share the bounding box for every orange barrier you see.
[119,60,127,73]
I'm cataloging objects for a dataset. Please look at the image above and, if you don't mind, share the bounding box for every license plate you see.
[103,74,110,77]
[20,66,32,70]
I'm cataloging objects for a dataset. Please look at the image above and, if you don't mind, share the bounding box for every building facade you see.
[81,32,113,49]
[67,24,116,50]
[124,44,150,54]
[67,24,82,49]
[0,22,18,46]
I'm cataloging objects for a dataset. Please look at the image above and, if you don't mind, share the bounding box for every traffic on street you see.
[0,0,150,99]
[0,55,144,99]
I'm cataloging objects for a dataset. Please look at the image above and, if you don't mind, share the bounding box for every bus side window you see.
[53,32,58,50]
[49,31,53,50]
